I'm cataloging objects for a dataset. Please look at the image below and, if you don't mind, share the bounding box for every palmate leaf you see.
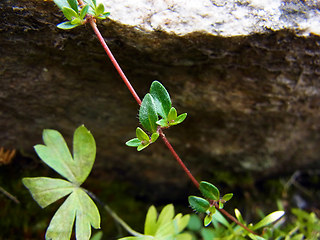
[120,204,191,240]
[22,125,100,240]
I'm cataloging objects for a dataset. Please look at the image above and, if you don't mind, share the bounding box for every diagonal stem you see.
[85,14,259,237]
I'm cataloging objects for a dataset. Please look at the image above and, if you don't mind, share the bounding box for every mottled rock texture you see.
[1,0,320,201]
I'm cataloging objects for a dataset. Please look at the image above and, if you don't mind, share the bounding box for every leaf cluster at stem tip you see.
[53,0,110,29]
[126,81,187,151]
[188,181,233,227]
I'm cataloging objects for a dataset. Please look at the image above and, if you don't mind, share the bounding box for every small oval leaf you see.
[57,21,79,29]
[167,107,177,122]
[62,7,79,20]
[95,3,105,16]
[204,215,212,227]
[199,181,220,201]
[222,193,233,202]
[136,127,150,142]
[150,81,172,119]
[125,138,141,147]
[139,94,158,133]
[188,196,210,213]
[67,0,78,12]
[150,133,159,143]
[80,4,89,19]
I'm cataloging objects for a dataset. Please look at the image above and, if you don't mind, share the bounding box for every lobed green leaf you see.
[144,205,158,236]
[188,196,210,213]
[72,125,96,185]
[199,181,220,201]
[22,177,73,208]
[139,94,158,133]
[150,81,172,119]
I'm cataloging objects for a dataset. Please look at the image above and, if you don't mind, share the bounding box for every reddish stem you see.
[89,19,142,105]
[85,14,258,236]
[213,202,258,236]
[159,129,199,189]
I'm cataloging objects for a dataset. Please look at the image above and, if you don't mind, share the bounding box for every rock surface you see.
[1,0,320,202]
[101,0,320,36]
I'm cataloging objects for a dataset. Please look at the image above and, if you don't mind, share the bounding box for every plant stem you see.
[85,189,144,237]
[89,18,142,105]
[213,202,259,236]
[86,15,258,236]
[159,129,199,189]
[0,185,20,204]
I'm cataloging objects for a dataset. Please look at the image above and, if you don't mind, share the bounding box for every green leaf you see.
[71,17,82,25]
[96,12,110,20]
[139,94,159,133]
[136,127,150,142]
[90,231,103,240]
[22,177,74,208]
[218,201,224,209]
[34,129,77,183]
[144,205,158,235]
[235,208,245,224]
[72,125,96,185]
[126,138,141,147]
[57,21,79,29]
[169,113,187,126]
[74,188,101,240]
[137,143,150,151]
[67,0,78,12]
[204,215,212,227]
[53,0,70,10]
[95,3,105,16]
[167,107,177,122]
[62,7,79,20]
[156,119,169,128]
[150,133,159,143]
[222,193,233,202]
[150,81,172,119]
[199,181,220,201]
[80,5,89,19]
[156,204,175,230]
[46,188,100,240]
[252,211,285,230]
[188,196,210,213]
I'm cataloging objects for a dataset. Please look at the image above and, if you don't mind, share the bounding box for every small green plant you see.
[21,0,314,239]
[23,126,100,240]
[54,0,109,29]
[126,81,187,151]
[119,204,192,240]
